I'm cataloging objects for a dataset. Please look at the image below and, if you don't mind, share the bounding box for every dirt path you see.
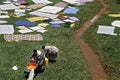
[73,0,108,80]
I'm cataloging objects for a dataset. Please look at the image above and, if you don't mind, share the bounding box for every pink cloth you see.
[18,0,28,5]
[54,2,68,8]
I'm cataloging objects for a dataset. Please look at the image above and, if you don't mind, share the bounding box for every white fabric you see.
[0,4,18,10]
[30,26,45,31]
[18,29,33,33]
[32,0,52,4]
[97,25,117,35]
[0,15,10,18]
[17,26,28,30]
[111,20,120,27]
[12,65,18,70]
[29,11,58,19]
[38,6,64,14]
[15,9,25,13]
[0,20,8,24]
[27,69,34,80]
[63,0,78,4]
[0,25,14,34]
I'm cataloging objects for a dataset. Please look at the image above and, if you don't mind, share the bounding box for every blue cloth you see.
[51,24,62,28]
[64,8,79,14]
[13,20,35,26]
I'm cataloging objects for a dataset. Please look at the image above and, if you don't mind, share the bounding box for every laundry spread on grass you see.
[38,6,64,14]
[64,7,79,14]
[13,20,35,26]
[0,20,8,24]
[27,17,45,22]
[54,2,68,8]
[0,4,18,10]
[97,25,117,36]
[18,29,33,33]
[32,0,52,4]
[27,3,47,10]
[111,20,120,27]
[4,34,43,41]
[0,25,14,34]
[108,14,120,17]
[0,0,95,41]
[29,11,59,19]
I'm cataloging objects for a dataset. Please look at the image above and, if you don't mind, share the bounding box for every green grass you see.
[82,0,120,80]
[0,0,102,80]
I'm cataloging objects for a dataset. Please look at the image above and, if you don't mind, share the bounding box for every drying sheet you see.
[108,14,120,17]
[54,2,68,8]
[18,29,33,33]
[13,20,35,26]
[63,0,79,4]
[0,20,8,24]
[97,25,117,35]
[27,3,47,9]
[50,20,65,25]
[64,7,79,14]
[0,15,10,18]
[4,34,43,41]
[16,26,28,30]
[29,11,59,19]
[69,16,79,21]
[32,0,52,4]
[111,20,120,27]
[0,25,14,34]
[0,4,18,10]
[38,23,49,27]
[30,26,45,31]
[51,24,62,28]
[27,16,45,22]
[38,6,64,14]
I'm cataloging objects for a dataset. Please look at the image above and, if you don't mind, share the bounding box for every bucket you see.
[45,58,48,67]
[27,63,37,70]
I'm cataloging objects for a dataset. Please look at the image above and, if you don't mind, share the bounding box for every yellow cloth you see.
[38,23,49,27]
[108,14,120,17]
[27,16,45,22]
[70,23,75,28]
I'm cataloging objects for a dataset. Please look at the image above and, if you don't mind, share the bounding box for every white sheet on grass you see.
[64,19,75,22]
[18,29,33,33]
[30,26,45,31]
[29,11,58,19]
[0,4,18,10]
[0,15,10,18]
[0,20,8,24]
[111,20,120,27]
[16,26,28,30]
[0,25,14,34]
[97,25,117,35]
[32,0,52,4]
[63,0,78,4]
[38,6,64,14]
